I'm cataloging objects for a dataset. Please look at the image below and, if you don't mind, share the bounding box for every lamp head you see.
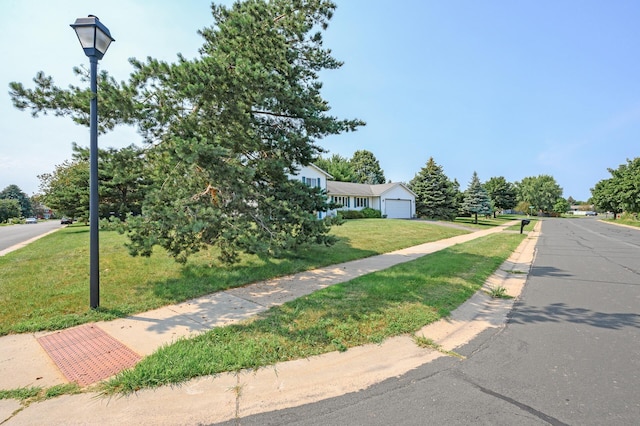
[70,15,114,60]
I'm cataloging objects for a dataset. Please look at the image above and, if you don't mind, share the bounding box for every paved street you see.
[0,220,63,254]
[223,218,640,425]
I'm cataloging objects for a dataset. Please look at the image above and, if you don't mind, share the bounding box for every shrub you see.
[361,207,382,218]
[338,208,382,219]
[340,210,364,219]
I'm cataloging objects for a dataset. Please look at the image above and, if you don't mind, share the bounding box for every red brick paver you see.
[38,324,141,387]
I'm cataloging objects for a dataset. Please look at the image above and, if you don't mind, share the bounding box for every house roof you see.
[327,181,416,197]
[308,163,333,179]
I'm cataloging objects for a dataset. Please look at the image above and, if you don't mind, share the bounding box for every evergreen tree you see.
[462,172,492,224]
[409,157,457,220]
[11,0,364,263]
[351,150,385,184]
[72,143,150,220]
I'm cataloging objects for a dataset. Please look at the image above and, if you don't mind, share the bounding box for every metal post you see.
[89,56,100,309]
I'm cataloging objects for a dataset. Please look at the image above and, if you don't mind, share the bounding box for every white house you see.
[290,164,416,219]
[327,181,416,219]
[288,164,333,219]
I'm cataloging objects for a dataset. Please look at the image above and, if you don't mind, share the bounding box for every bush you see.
[340,210,364,219]
[361,207,382,218]
[338,208,382,219]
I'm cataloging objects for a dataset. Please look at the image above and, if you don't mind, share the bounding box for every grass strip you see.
[0,220,469,336]
[101,232,524,395]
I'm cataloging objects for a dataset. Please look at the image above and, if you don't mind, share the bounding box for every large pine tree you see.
[409,157,457,220]
[10,0,364,263]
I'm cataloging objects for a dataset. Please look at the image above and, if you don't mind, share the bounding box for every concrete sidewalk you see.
[0,220,540,425]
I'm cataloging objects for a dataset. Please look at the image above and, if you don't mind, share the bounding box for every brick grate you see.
[38,324,142,387]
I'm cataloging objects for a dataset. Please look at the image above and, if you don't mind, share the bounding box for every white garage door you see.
[385,199,412,219]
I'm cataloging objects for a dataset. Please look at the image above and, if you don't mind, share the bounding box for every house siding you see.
[288,164,332,219]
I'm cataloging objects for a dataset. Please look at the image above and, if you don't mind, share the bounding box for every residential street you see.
[0,220,63,254]
[222,218,640,425]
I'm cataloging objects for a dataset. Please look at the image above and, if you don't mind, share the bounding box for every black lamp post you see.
[70,15,115,309]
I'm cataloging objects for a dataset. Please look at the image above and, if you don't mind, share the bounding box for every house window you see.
[332,196,350,208]
[355,197,368,208]
[302,177,320,188]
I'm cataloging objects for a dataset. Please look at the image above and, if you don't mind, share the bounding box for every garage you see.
[385,199,412,219]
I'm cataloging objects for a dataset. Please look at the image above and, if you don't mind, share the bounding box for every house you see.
[288,163,333,219]
[290,165,416,219]
[327,181,416,219]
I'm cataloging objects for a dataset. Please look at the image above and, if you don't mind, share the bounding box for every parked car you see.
[25,217,38,224]
[61,217,73,224]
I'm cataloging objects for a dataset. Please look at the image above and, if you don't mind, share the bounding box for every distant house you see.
[327,181,416,219]
[291,164,416,219]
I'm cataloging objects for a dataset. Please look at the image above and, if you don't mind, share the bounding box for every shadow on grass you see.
[148,237,378,302]
[103,248,516,393]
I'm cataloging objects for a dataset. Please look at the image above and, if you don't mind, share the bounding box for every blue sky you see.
[1,1,639,202]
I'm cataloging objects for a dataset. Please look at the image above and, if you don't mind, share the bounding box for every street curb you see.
[1,221,542,425]
[0,227,62,257]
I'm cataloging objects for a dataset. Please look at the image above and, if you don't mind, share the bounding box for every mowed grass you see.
[0,219,469,335]
[102,232,525,394]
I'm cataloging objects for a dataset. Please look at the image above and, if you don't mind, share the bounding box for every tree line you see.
[590,157,640,219]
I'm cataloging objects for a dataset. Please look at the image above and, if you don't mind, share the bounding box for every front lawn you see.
[102,232,525,394]
[0,219,469,335]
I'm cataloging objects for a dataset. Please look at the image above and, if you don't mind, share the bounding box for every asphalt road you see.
[0,220,64,253]
[221,218,640,426]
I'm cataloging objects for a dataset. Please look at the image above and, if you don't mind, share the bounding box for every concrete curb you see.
[1,220,541,425]
[0,227,62,257]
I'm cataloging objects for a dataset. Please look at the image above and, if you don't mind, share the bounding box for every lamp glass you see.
[74,26,96,49]
[95,27,113,55]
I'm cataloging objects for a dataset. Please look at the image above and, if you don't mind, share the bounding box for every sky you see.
[1,0,639,202]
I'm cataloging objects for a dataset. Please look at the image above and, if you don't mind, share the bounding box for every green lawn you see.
[0,219,469,335]
[603,216,640,228]
[102,231,525,394]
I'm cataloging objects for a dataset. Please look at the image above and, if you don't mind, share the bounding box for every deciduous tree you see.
[516,175,563,214]
[591,157,640,216]
[0,185,32,217]
[0,199,21,223]
[314,153,354,182]
[38,158,90,221]
[484,176,516,218]
[553,197,570,216]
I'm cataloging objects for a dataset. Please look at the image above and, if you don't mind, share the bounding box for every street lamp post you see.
[70,15,115,309]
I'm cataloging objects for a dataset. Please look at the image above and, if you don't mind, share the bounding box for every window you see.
[332,196,350,208]
[302,177,321,188]
[355,197,368,208]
